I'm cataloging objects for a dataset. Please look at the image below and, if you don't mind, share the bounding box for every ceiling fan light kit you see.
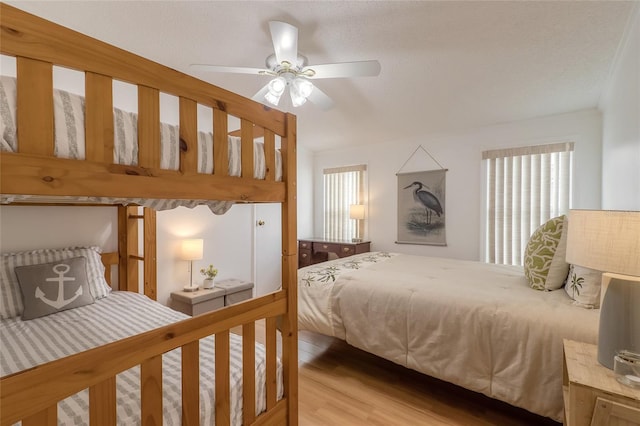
[190,20,381,110]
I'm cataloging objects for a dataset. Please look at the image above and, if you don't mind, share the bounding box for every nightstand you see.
[170,287,226,316]
[563,339,640,426]
[170,279,254,316]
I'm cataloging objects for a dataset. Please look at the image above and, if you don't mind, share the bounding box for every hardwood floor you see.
[297,330,561,426]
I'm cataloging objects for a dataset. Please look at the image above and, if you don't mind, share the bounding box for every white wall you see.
[157,204,254,308]
[297,144,314,239]
[600,6,640,211]
[313,108,602,261]
[0,206,118,253]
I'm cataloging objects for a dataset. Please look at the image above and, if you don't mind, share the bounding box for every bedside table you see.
[170,279,254,316]
[171,287,226,316]
[563,339,640,426]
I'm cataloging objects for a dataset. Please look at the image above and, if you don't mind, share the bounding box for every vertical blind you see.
[483,142,573,266]
[323,165,366,240]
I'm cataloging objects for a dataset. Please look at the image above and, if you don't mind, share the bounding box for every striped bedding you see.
[1,291,283,425]
[0,76,282,214]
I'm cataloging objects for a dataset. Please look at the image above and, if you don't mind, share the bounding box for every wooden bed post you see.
[118,206,157,299]
[280,113,299,426]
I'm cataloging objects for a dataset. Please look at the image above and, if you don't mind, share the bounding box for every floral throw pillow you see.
[564,264,602,308]
[523,215,569,291]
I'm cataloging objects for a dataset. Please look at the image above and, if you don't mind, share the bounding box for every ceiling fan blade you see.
[190,64,269,75]
[269,21,298,66]
[307,85,335,111]
[251,82,271,103]
[306,60,381,79]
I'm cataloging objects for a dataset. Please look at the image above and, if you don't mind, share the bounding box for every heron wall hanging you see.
[396,145,448,246]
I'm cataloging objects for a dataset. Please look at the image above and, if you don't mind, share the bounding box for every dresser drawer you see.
[299,248,312,267]
[313,242,341,254]
[299,240,312,250]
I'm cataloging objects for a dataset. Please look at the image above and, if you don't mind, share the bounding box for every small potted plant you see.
[200,264,218,289]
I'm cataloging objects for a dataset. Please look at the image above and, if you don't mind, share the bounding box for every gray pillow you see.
[15,257,95,320]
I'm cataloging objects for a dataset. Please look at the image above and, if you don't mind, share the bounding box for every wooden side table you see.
[563,339,640,426]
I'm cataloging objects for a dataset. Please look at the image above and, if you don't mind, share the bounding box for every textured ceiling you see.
[5,1,635,151]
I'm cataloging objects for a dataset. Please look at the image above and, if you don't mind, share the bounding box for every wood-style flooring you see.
[297,330,561,426]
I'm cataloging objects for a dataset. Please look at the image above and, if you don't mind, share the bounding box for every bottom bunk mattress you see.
[298,252,599,422]
[1,291,283,425]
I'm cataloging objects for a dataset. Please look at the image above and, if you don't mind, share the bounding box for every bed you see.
[0,4,298,426]
[298,252,600,422]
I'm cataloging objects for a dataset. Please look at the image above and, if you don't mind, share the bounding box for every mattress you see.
[0,76,282,214]
[298,252,600,421]
[1,291,283,425]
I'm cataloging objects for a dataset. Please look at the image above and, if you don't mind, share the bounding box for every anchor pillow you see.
[15,257,95,320]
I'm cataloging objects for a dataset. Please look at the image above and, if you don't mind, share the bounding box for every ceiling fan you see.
[190,21,381,111]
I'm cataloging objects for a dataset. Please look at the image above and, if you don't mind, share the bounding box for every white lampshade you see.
[349,204,365,221]
[181,239,203,261]
[566,210,640,276]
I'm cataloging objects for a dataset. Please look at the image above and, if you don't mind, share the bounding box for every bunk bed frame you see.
[0,4,298,426]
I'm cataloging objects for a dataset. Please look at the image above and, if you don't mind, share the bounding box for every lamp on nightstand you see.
[350,204,365,243]
[181,239,203,292]
[565,210,640,371]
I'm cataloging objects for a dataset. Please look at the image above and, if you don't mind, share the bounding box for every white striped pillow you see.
[54,89,86,160]
[0,246,111,319]
[0,75,17,152]
[113,109,138,165]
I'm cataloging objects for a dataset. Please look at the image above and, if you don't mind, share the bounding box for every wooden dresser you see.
[298,238,371,268]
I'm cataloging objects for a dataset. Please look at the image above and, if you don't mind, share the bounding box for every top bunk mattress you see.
[0,76,282,214]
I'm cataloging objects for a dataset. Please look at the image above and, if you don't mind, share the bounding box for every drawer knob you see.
[301,243,307,248]
[323,245,328,249]
[302,253,307,258]
[343,247,350,252]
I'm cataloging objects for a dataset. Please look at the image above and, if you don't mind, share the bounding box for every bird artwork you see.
[403,181,444,227]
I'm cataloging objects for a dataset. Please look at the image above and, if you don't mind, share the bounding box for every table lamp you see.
[181,239,203,292]
[565,210,640,369]
[349,204,365,243]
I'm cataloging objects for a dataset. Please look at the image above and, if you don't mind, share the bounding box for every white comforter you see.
[298,252,599,421]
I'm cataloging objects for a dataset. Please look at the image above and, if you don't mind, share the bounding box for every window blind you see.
[323,165,366,240]
[483,142,573,265]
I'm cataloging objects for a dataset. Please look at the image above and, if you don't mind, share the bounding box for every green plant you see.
[569,272,584,297]
[200,264,218,279]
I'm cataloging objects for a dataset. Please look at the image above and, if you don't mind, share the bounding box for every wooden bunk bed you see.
[0,4,298,426]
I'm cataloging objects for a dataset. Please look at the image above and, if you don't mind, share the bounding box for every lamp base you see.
[597,275,640,369]
[183,284,199,292]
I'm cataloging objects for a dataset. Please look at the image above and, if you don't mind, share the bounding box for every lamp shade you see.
[181,239,203,261]
[566,210,640,276]
[349,204,365,221]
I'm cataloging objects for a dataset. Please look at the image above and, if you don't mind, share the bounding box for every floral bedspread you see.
[299,252,397,287]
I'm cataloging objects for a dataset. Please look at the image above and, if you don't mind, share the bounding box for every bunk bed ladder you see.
[118,206,157,300]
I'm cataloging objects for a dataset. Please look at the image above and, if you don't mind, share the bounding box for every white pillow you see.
[1,246,111,319]
[564,264,602,308]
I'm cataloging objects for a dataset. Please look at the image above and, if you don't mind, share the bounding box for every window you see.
[323,165,366,240]
[483,142,573,266]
